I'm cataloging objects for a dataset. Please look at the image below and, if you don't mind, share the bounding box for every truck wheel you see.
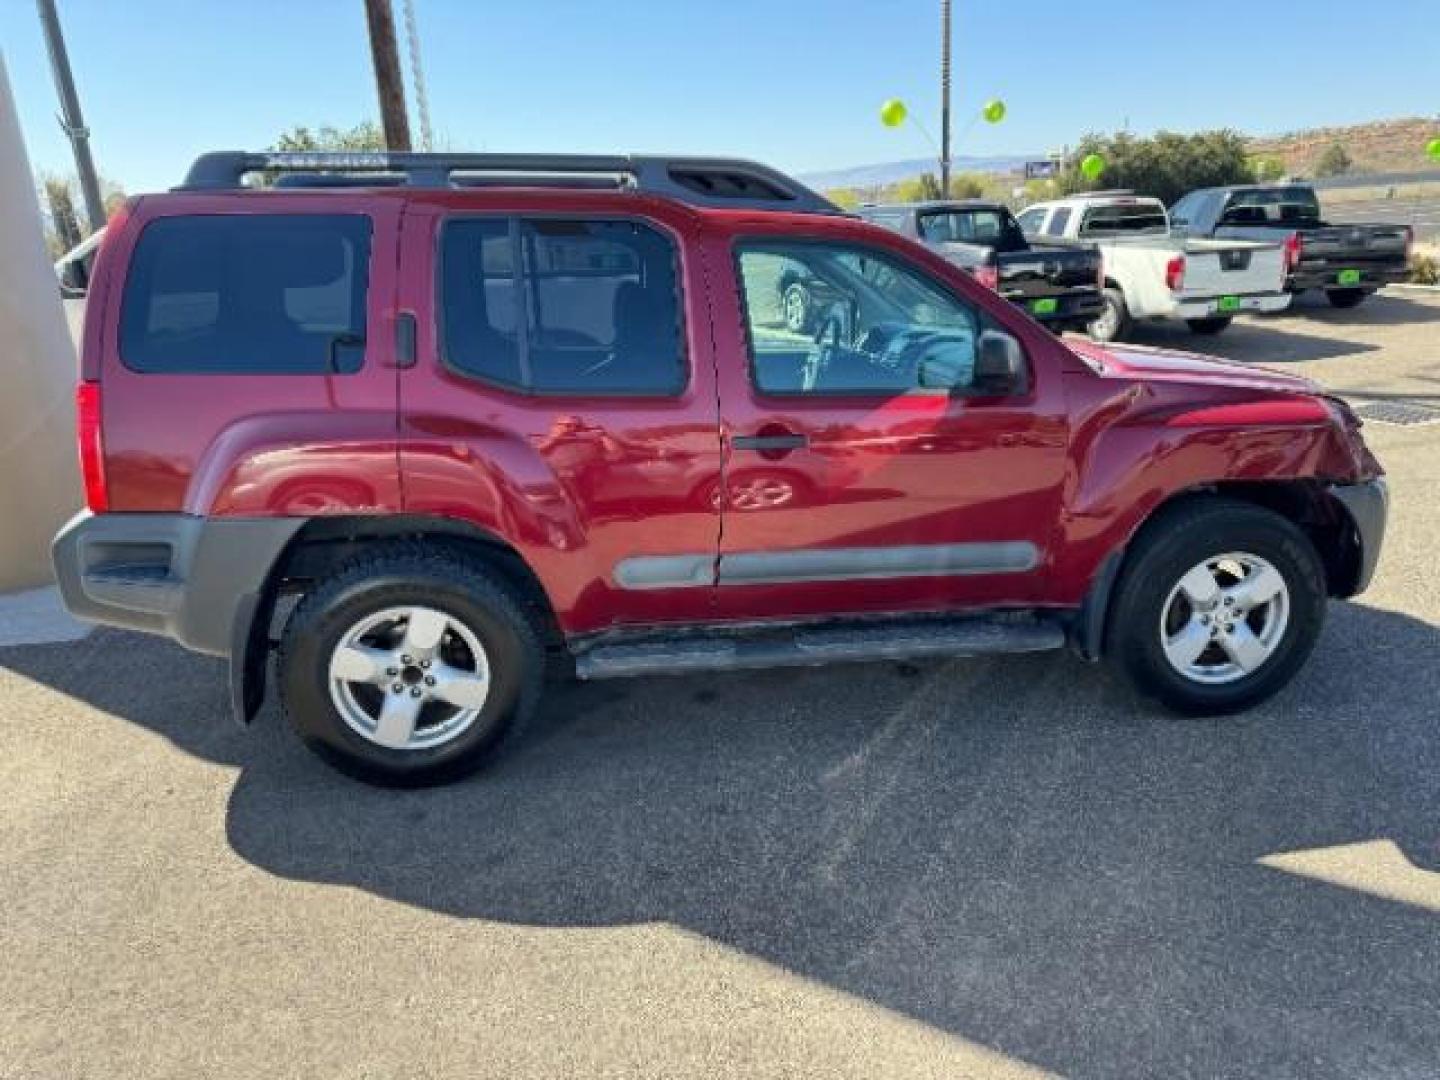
[1326,288,1367,309]
[279,548,543,786]
[1087,287,1131,342]
[782,282,812,333]
[1106,500,1326,716]
[1185,317,1232,335]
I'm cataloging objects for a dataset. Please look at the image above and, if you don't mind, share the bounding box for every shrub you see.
[1409,250,1439,285]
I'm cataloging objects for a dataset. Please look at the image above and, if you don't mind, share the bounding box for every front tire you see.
[1087,287,1131,342]
[279,547,543,786]
[1186,316,1232,335]
[1106,500,1326,715]
[1326,288,1367,309]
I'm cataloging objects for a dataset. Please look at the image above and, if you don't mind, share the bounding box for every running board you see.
[573,616,1066,680]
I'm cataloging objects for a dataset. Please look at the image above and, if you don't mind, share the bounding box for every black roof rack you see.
[178,151,842,214]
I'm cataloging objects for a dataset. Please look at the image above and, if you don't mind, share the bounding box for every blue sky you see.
[3,0,1437,194]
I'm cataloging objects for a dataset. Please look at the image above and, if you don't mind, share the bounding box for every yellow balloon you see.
[1428,138,1440,163]
[982,99,1006,124]
[880,98,908,128]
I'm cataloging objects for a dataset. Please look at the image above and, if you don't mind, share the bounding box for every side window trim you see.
[435,213,690,398]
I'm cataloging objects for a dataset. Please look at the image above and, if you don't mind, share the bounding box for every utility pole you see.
[35,0,104,233]
[939,0,952,196]
[363,0,412,152]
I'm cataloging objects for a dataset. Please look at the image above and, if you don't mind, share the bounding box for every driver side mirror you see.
[973,330,1028,396]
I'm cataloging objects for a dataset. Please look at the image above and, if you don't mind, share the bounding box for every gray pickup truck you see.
[1169,184,1412,309]
[858,200,1104,332]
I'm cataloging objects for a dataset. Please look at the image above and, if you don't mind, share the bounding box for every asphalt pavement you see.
[3,290,1439,1079]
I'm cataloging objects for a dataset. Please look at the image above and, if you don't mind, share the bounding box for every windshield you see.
[917,209,1028,252]
[1078,202,1169,237]
[1220,187,1322,225]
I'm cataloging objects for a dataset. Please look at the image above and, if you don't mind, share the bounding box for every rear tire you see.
[279,547,543,786]
[1087,287,1131,343]
[1106,500,1326,716]
[1326,288,1367,309]
[1185,316,1232,335]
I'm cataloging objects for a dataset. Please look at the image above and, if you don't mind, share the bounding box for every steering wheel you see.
[802,309,846,391]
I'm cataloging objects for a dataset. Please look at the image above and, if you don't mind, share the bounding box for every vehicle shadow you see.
[1120,317,1378,364]
[5,599,1440,1078]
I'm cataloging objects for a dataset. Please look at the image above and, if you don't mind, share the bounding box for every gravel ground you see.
[3,290,1438,1080]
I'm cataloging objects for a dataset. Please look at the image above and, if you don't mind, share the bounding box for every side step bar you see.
[574,616,1066,680]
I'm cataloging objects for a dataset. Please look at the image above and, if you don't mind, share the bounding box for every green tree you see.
[272,121,386,152]
[1056,129,1255,205]
[824,187,862,211]
[947,172,986,199]
[895,173,944,202]
[1314,142,1353,178]
[1249,155,1288,182]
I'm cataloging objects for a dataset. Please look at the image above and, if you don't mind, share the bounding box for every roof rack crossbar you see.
[178,151,842,214]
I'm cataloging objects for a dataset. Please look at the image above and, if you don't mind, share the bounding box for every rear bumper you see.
[1001,288,1104,326]
[52,511,304,657]
[1329,477,1388,596]
[1289,264,1408,292]
[1172,292,1292,319]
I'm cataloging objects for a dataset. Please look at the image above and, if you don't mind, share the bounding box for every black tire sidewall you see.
[1326,288,1366,308]
[783,283,811,333]
[1109,504,1326,715]
[281,561,538,784]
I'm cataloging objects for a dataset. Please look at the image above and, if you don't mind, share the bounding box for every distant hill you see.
[798,154,1033,190]
[799,118,1440,195]
[1248,117,1439,176]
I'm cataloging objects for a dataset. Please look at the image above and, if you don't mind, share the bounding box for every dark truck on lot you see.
[1169,184,1412,308]
[857,200,1104,331]
[54,151,1387,786]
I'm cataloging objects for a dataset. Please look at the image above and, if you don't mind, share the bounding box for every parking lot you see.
[3,290,1439,1079]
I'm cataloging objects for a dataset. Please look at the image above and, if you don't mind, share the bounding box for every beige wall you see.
[0,55,83,591]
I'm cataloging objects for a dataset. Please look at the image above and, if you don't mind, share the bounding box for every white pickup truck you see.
[1016,193,1291,341]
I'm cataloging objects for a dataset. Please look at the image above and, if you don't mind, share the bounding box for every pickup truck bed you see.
[1170,184,1411,306]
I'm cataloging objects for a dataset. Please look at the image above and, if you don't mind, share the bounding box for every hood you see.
[1067,338,1320,396]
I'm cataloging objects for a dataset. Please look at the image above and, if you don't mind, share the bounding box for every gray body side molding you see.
[615,541,1039,590]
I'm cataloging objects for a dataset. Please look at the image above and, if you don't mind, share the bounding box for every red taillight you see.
[1283,231,1303,273]
[1165,255,1186,293]
[972,263,999,290]
[76,381,108,512]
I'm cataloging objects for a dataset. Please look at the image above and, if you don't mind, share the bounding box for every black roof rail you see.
[177,151,843,214]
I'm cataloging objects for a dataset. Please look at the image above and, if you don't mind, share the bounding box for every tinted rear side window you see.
[441,217,685,395]
[120,214,371,374]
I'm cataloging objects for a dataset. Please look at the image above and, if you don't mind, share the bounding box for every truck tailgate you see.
[996,246,1100,296]
[1180,239,1286,298]
[1299,224,1410,267]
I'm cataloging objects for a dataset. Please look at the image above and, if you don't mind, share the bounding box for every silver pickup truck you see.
[1017,193,1291,341]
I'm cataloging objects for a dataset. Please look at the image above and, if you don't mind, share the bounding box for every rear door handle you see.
[733,434,808,451]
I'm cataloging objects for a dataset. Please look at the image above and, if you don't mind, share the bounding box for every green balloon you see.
[880,98,908,128]
[982,99,1006,124]
[1080,153,1107,180]
[1427,137,1440,162]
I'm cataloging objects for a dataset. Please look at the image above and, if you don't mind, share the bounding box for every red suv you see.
[53,152,1387,785]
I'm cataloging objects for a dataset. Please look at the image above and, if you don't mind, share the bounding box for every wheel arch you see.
[1072,479,1361,661]
[233,514,564,726]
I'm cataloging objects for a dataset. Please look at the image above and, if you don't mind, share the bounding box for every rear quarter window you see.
[119,214,372,374]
